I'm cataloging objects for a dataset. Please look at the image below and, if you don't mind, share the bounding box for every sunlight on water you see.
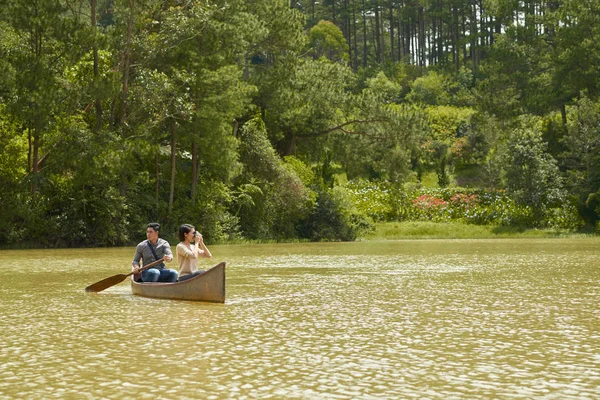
[0,240,599,398]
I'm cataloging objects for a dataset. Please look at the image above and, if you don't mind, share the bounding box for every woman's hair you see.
[178,224,195,242]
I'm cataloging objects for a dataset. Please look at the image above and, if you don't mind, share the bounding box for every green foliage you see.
[503,120,566,218]
[1,0,599,247]
[406,72,454,106]
[308,20,349,62]
[345,180,583,230]
[168,181,236,243]
[0,106,26,182]
[297,186,373,242]
[236,116,315,240]
[335,102,427,185]
[257,57,356,155]
[476,35,533,119]
[562,95,600,227]
[365,221,588,240]
[426,106,475,142]
[364,72,402,104]
[283,155,316,187]
[345,179,394,222]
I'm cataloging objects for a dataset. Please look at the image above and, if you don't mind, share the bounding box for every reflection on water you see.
[0,240,599,398]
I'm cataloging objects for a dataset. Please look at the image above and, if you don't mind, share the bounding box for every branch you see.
[296,119,389,138]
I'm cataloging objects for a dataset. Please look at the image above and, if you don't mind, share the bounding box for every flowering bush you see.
[345,179,394,221]
[345,180,584,229]
[411,194,450,222]
[413,194,449,209]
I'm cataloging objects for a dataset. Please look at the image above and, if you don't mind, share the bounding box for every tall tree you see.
[0,0,91,194]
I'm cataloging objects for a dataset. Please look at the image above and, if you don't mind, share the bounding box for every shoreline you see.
[1,221,598,250]
[360,221,599,240]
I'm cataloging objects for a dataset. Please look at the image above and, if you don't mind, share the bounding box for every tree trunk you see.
[438,0,444,62]
[453,4,459,72]
[462,6,467,68]
[431,7,437,64]
[191,141,198,199]
[352,0,358,69]
[27,126,32,178]
[118,0,135,196]
[389,1,394,62]
[411,17,416,64]
[91,0,102,131]
[362,0,367,67]
[397,5,403,58]
[119,0,135,127]
[374,0,381,63]
[418,6,425,66]
[155,151,160,201]
[344,0,352,66]
[31,128,39,196]
[332,0,336,24]
[169,119,177,212]
[471,1,477,74]
[560,103,567,127]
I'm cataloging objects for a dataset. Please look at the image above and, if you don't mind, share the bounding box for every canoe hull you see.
[131,261,226,303]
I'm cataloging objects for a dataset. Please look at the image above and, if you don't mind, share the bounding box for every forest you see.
[0,0,599,247]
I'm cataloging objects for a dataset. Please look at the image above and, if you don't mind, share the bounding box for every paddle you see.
[85,257,165,293]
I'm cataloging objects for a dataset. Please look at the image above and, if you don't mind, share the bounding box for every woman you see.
[176,224,212,282]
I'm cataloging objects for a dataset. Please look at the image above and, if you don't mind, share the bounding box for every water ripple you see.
[0,240,598,398]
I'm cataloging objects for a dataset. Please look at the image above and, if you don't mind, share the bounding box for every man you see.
[132,222,178,283]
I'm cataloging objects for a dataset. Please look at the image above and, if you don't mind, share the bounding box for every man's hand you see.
[164,255,173,262]
[132,265,140,274]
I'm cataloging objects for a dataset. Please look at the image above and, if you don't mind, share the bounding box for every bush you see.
[345,179,393,221]
[298,186,373,241]
[345,180,581,229]
[236,117,315,240]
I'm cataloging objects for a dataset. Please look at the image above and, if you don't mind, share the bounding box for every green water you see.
[1,239,599,399]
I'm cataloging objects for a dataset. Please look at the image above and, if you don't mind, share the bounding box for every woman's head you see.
[178,224,195,242]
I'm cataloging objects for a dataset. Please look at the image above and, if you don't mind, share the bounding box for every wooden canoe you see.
[131,261,226,303]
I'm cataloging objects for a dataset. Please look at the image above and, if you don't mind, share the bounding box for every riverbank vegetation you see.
[362,222,595,240]
[0,0,599,247]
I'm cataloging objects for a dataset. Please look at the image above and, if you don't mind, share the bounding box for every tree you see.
[236,116,314,239]
[0,0,92,194]
[562,96,600,227]
[503,120,565,222]
[308,20,350,62]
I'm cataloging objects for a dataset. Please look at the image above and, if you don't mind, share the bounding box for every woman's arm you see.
[195,233,212,258]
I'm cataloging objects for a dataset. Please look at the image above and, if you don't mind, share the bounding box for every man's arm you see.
[161,240,173,262]
[132,243,143,273]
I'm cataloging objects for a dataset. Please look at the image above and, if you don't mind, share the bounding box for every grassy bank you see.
[360,221,597,240]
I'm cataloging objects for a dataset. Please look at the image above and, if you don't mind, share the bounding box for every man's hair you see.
[147,222,161,232]
[178,224,194,242]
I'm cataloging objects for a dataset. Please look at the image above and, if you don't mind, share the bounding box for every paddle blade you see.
[85,274,128,293]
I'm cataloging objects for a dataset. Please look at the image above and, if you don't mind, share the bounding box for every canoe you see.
[131,261,226,303]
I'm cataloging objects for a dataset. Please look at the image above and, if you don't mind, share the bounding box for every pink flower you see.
[412,194,448,209]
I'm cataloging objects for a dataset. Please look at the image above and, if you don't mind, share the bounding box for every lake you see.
[0,239,598,399]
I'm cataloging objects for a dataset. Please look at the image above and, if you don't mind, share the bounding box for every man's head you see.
[146,222,160,242]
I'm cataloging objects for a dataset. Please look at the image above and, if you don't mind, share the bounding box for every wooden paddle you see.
[85,257,165,293]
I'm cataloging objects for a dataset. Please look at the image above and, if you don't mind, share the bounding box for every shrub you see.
[236,117,315,240]
[345,179,393,221]
[345,180,580,229]
[298,186,373,241]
